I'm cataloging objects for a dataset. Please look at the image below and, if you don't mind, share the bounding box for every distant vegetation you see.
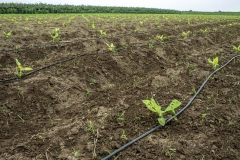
[0,3,180,14]
[0,3,240,15]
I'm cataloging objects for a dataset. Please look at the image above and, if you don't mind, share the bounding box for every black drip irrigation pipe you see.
[0,39,178,83]
[0,52,96,83]
[101,54,240,160]
[0,34,234,83]
[0,32,236,83]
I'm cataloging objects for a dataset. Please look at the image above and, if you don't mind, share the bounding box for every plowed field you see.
[0,14,240,159]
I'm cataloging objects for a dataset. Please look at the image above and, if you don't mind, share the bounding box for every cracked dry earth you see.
[0,14,240,159]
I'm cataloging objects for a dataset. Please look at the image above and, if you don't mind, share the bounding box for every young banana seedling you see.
[142,98,181,126]
[3,31,12,38]
[106,43,116,52]
[200,29,208,34]
[63,21,68,27]
[99,30,106,36]
[156,35,171,42]
[208,57,218,70]
[139,21,144,25]
[182,31,191,39]
[15,59,33,77]
[233,45,240,52]
[91,21,95,29]
[49,28,60,42]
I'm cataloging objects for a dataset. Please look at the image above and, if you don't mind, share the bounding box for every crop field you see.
[0,14,240,159]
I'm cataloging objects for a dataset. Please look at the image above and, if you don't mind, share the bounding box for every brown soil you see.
[0,14,240,160]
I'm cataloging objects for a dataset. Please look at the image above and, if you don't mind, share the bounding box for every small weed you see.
[86,110,91,115]
[90,79,96,85]
[121,130,128,140]
[218,118,223,124]
[192,87,197,94]
[37,135,45,142]
[228,120,234,126]
[149,43,154,49]
[117,111,125,122]
[91,21,95,29]
[18,115,25,123]
[200,154,205,160]
[87,120,95,134]
[201,114,206,122]
[167,148,176,159]
[200,29,208,34]
[213,27,218,31]
[134,29,140,33]
[86,90,91,97]
[205,106,210,111]
[100,115,107,128]
[155,84,160,89]
[23,27,29,31]
[72,147,79,157]
[48,116,55,125]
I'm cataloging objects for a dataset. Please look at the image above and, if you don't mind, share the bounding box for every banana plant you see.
[3,31,12,38]
[106,43,116,52]
[49,28,60,42]
[156,35,171,41]
[99,30,106,36]
[15,59,33,77]
[182,31,191,39]
[233,45,240,52]
[208,57,218,70]
[142,98,181,126]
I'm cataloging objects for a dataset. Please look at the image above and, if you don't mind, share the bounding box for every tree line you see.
[0,3,239,15]
[0,3,180,14]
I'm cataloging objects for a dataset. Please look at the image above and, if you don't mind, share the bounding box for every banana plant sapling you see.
[208,57,218,70]
[15,59,33,77]
[233,45,240,52]
[142,98,181,126]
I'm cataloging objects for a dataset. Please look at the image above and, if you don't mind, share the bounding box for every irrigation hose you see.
[0,40,178,83]
[0,37,234,83]
[0,33,236,83]
[101,54,240,160]
[0,52,97,83]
